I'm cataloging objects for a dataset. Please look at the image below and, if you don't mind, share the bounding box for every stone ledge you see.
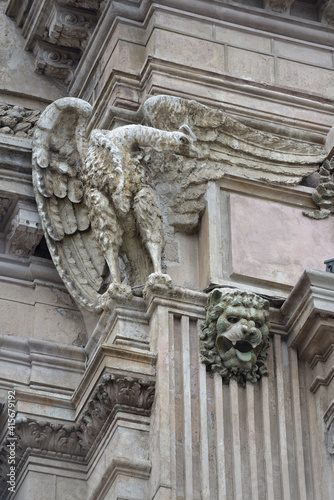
[281,269,334,392]
[0,372,155,498]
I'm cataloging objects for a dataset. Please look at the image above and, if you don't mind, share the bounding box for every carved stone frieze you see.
[79,374,155,452]
[0,374,155,493]
[0,103,41,138]
[200,288,270,386]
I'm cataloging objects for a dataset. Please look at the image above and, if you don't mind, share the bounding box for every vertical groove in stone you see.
[274,334,291,500]
[155,306,172,488]
[289,348,307,500]
[169,312,176,495]
[261,376,275,500]
[230,378,243,500]
[199,362,210,500]
[181,315,193,500]
[174,316,184,498]
[246,381,259,500]
[214,372,227,500]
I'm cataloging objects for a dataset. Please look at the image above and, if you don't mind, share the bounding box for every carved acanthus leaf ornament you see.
[200,288,270,386]
[303,157,334,219]
[0,375,155,492]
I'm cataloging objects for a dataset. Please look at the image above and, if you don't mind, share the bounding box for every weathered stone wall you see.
[0,1,334,499]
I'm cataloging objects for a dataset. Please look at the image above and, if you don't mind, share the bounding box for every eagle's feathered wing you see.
[32,98,106,311]
[142,96,326,233]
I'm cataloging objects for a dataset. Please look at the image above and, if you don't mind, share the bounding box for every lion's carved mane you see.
[200,288,270,386]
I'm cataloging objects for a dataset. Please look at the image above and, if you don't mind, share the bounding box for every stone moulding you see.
[6,0,104,86]
[324,400,334,455]
[0,374,155,495]
[200,288,271,386]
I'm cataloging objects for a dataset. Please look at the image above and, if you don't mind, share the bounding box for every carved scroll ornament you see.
[200,288,270,386]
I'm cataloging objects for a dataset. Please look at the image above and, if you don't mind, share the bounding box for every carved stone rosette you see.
[200,288,270,386]
[0,375,155,493]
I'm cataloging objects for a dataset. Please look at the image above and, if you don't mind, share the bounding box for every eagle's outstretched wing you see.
[142,96,327,232]
[32,98,106,311]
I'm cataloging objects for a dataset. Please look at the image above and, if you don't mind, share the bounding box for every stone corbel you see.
[6,0,105,86]
[33,42,80,84]
[46,6,96,49]
[266,0,294,13]
[5,201,43,257]
[320,0,334,24]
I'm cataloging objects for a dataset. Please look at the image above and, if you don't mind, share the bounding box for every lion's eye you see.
[227,316,239,324]
[180,137,188,144]
[255,321,262,328]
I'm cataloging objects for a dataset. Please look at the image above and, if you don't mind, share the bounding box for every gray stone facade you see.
[0,0,334,498]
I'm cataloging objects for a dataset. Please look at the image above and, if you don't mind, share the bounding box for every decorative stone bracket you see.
[6,0,104,86]
[5,201,43,257]
[0,373,155,494]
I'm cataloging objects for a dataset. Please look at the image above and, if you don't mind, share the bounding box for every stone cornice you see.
[7,0,334,92]
[6,0,105,87]
[0,373,155,496]
[281,269,334,392]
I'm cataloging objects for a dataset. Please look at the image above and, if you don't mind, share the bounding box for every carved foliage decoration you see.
[79,374,155,452]
[200,288,270,386]
[303,157,334,220]
[0,375,155,493]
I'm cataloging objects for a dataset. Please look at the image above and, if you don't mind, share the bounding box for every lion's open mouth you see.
[216,336,254,362]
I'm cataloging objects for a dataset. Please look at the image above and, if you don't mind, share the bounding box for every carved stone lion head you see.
[200,288,270,386]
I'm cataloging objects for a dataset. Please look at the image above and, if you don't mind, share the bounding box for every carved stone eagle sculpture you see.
[32,95,326,311]
[32,97,198,311]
